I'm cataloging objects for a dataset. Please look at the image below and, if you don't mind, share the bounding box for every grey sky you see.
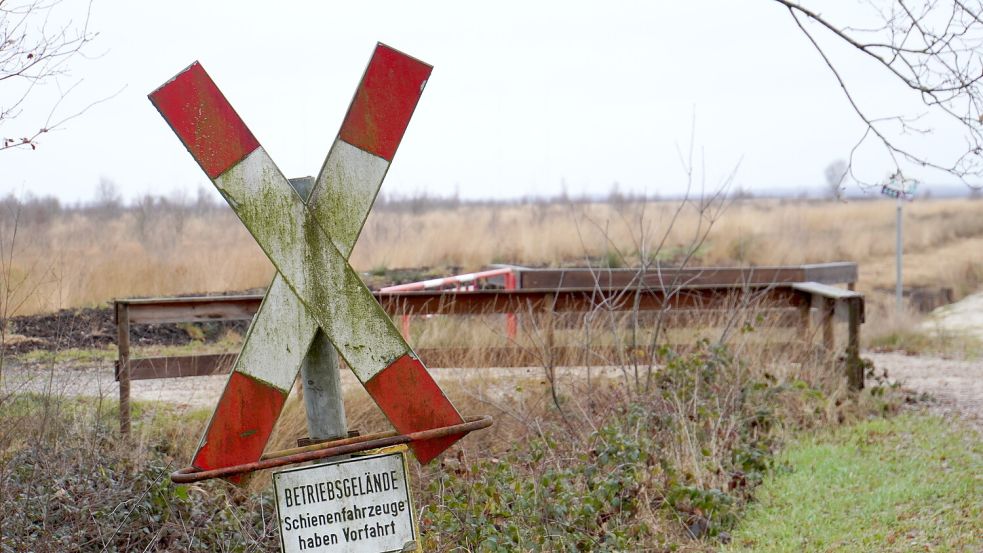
[1,1,966,202]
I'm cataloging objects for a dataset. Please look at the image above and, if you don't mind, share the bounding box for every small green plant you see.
[604,248,624,269]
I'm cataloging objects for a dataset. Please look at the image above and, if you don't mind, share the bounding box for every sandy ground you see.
[899,290,983,430]
[921,291,983,338]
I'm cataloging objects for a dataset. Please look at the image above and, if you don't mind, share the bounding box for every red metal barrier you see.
[382,267,518,339]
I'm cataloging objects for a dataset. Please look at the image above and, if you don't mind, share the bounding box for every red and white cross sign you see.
[149,44,465,475]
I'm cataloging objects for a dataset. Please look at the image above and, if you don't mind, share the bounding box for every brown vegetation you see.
[0,190,956,549]
[2,194,981,322]
[0,297,903,550]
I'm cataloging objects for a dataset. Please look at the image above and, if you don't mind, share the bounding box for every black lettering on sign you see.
[342,520,398,542]
[297,532,338,550]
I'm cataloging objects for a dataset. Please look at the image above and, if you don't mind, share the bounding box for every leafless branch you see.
[1,0,98,151]
[774,0,983,187]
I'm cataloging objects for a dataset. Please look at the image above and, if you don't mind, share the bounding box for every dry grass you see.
[0,208,270,316]
[0,251,902,549]
[2,196,982,320]
[0,189,967,547]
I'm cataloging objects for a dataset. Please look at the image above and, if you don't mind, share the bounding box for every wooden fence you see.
[114,263,863,432]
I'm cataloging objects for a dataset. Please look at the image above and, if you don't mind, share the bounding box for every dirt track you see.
[0,360,623,411]
[868,352,983,430]
[0,362,228,409]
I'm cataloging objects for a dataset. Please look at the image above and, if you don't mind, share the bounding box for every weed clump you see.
[419,342,877,550]
[0,396,279,552]
[423,413,651,551]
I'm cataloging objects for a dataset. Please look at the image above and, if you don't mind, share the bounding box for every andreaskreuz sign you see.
[273,451,417,553]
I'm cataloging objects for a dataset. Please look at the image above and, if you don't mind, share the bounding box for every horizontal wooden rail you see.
[125,353,237,380]
[517,262,857,289]
[119,284,808,323]
[122,295,262,325]
[126,342,832,381]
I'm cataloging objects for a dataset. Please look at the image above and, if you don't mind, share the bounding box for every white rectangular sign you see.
[273,452,417,553]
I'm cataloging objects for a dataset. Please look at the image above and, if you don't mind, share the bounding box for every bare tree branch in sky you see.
[774,0,983,187]
[1,0,98,152]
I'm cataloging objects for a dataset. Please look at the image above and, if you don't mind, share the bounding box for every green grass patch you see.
[727,413,982,552]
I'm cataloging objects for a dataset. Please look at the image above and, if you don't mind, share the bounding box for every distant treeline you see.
[2,179,979,224]
[0,181,668,222]
[0,188,223,226]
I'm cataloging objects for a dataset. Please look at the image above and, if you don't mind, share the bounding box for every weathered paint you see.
[338,43,432,161]
[380,267,514,292]
[191,141,385,471]
[149,62,259,179]
[308,140,389,258]
[153,47,464,473]
[191,275,317,471]
[193,371,287,476]
[216,147,411,378]
[363,354,466,464]
[236,275,319,391]
[215,148,464,460]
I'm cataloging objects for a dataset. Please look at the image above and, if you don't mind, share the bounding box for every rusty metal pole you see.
[505,269,518,339]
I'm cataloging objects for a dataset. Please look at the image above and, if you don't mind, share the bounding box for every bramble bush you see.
[0,395,279,552]
[1,341,897,551]
[419,342,849,550]
[422,410,652,551]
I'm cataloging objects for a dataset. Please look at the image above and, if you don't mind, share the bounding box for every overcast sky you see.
[0,1,969,202]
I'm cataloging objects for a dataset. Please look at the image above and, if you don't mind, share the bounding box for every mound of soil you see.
[6,306,117,353]
[2,306,250,355]
[0,268,477,356]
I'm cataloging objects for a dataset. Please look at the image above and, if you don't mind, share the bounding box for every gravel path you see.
[868,352,983,430]
[0,362,228,409]
[4,354,980,431]
[0,361,625,410]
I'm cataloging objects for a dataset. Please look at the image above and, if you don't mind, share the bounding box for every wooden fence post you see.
[822,297,835,352]
[116,301,131,436]
[798,301,811,342]
[545,295,556,367]
[846,297,864,390]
